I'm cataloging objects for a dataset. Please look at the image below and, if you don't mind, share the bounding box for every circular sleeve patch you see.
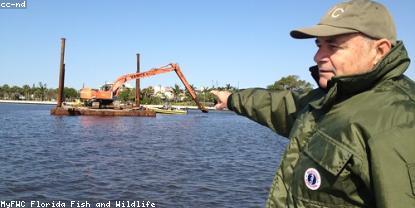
[304,168,321,190]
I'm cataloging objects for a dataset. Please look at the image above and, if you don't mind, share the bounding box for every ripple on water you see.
[0,104,288,207]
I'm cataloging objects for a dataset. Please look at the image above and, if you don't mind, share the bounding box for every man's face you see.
[313,33,378,89]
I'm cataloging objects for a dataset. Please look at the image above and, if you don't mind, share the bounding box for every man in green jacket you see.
[212,0,415,207]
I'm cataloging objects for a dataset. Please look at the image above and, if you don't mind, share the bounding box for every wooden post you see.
[56,38,66,107]
[135,53,140,107]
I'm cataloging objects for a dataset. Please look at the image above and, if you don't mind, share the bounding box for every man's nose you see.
[314,48,329,64]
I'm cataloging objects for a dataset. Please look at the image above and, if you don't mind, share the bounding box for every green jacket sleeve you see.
[227,88,317,137]
[368,126,415,208]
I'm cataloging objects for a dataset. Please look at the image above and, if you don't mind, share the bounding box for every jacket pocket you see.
[291,130,361,207]
[304,129,353,176]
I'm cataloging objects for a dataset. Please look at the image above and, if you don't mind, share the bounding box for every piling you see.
[56,38,66,107]
[135,53,140,107]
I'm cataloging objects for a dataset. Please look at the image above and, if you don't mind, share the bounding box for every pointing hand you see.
[210,90,232,110]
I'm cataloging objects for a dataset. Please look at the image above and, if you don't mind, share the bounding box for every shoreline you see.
[0,99,56,105]
[0,100,217,110]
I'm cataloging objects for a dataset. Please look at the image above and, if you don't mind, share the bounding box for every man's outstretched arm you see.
[212,88,308,137]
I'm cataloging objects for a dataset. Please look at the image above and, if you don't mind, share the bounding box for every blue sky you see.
[1,0,414,90]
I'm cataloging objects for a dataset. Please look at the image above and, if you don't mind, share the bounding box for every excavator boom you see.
[80,63,208,113]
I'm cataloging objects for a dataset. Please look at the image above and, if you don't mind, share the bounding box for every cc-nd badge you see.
[304,168,321,190]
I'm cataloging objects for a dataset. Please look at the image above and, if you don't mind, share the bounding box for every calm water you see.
[0,103,288,208]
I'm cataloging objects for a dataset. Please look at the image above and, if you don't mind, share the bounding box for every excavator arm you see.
[111,64,177,96]
[81,63,208,113]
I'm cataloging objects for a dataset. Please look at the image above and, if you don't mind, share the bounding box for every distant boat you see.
[148,107,187,115]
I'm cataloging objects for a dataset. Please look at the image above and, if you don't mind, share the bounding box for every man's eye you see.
[329,44,340,49]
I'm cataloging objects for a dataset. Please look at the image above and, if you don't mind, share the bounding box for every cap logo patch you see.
[331,7,344,18]
[304,168,321,190]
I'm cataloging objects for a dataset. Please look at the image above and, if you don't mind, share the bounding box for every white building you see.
[153,85,174,100]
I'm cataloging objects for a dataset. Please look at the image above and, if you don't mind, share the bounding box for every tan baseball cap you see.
[290,0,397,43]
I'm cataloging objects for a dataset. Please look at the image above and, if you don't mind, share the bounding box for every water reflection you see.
[0,104,287,207]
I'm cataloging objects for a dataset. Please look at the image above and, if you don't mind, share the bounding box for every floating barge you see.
[50,38,207,117]
[50,38,156,117]
[51,106,156,117]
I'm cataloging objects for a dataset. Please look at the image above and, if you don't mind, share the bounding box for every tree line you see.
[118,83,240,106]
[0,82,78,101]
[0,75,313,106]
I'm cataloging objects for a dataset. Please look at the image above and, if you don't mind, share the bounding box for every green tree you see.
[63,87,79,101]
[31,84,36,100]
[172,84,183,102]
[1,84,10,99]
[10,85,23,100]
[22,84,31,100]
[267,75,313,94]
[35,82,47,101]
[212,84,237,93]
[140,86,155,104]
[118,88,132,103]
[200,86,216,106]
[47,88,55,101]
[226,84,238,92]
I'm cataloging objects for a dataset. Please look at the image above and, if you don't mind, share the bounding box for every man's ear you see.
[373,38,392,65]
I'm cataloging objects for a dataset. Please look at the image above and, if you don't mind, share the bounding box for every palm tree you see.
[10,85,22,100]
[2,84,10,99]
[140,86,155,104]
[38,82,47,101]
[201,86,211,104]
[23,85,30,100]
[172,84,183,102]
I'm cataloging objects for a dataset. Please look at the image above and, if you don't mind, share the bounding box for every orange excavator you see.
[80,63,208,113]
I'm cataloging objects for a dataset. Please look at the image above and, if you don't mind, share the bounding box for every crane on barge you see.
[79,63,208,113]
